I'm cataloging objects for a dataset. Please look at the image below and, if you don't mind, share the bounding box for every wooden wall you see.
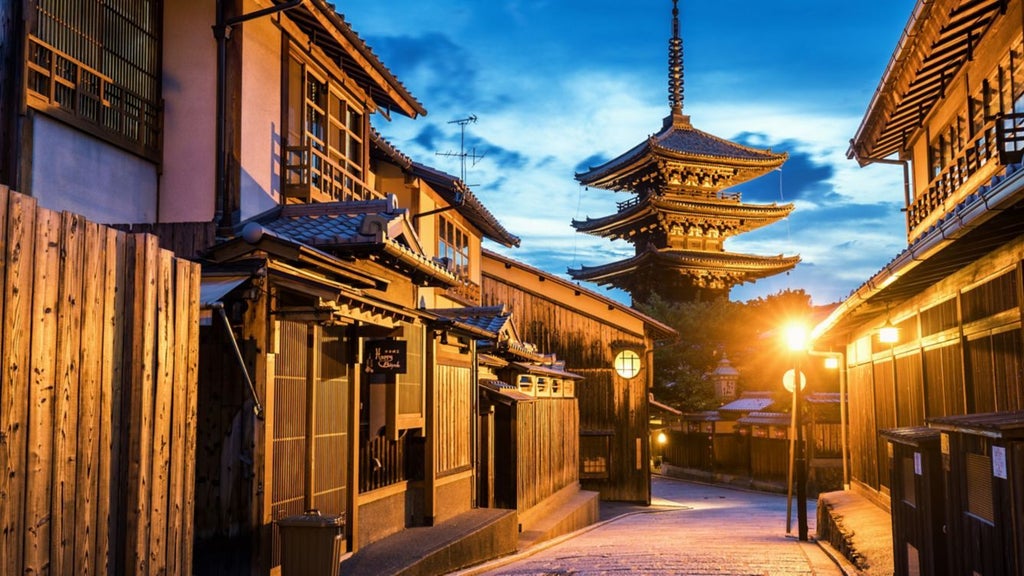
[0,186,201,576]
[844,251,1024,496]
[482,272,652,503]
[514,399,579,514]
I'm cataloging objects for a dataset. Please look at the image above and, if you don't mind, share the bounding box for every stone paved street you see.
[462,476,843,576]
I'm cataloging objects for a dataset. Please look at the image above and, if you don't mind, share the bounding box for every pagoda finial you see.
[669,0,684,115]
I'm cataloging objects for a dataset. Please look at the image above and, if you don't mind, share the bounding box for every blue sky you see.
[342,0,918,305]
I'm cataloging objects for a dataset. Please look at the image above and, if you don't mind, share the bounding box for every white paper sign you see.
[992,446,1007,480]
[914,452,923,476]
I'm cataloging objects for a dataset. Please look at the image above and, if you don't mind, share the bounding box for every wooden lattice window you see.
[271,321,349,568]
[284,52,370,202]
[26,0,161,159]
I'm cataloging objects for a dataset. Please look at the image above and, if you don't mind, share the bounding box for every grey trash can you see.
[277,509,346,576]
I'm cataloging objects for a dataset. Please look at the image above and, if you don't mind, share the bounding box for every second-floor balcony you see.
[284,143,384,204]
[907,114,1024,234]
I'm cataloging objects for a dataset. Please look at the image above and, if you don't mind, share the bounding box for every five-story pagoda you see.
[570,0,800,304]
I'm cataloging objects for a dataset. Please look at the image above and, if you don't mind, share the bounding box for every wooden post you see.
[346,325,361,551]
[424,332,437,524]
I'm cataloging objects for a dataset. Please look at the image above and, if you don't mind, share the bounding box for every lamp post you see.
[784,324,809,542]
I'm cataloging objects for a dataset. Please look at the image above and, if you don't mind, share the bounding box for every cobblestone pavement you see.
[466,476,843,576]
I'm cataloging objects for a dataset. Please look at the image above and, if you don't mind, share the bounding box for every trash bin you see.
[928,410,1024,576]
[277,509,346,576]
[879,426,947,576]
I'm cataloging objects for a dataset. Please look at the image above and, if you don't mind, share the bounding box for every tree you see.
[638,289,823,412]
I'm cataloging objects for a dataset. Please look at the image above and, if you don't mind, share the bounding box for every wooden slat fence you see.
[0,186,200,576]
[515,398,579,514]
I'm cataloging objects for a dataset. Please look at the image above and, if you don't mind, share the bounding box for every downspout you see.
[849,139,912,211]
[206,302,265,418]
[214,0,304,235]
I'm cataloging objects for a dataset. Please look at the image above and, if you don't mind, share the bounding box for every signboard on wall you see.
[364,339,407,375]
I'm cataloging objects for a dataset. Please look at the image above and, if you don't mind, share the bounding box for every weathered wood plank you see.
[124,233,158,576]
[101,227,127,576]
[74,222,106,576]
[1,190,36,576]
[24,206,61,574]
[52,211,85,575]
[181,261,200,574]
[165,258,188,576]
[147,251,173,575]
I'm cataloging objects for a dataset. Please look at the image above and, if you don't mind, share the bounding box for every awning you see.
[200,275,249,308]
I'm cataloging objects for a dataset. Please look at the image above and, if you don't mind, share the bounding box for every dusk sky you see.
[343,0,918,306]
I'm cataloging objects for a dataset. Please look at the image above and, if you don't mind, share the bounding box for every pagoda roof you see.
[572,191,794,239]
[568,248,800,288]
[576,112,788,192]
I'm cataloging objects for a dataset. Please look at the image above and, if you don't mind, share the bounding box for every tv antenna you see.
[436,114,485,183]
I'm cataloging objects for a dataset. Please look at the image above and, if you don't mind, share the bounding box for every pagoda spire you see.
[669,0,683,114]
[667,0,690,129]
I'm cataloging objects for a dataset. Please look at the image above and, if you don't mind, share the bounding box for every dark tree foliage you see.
[638,289,833,413]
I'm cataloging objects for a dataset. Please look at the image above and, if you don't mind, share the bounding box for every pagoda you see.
[569,0,799,304]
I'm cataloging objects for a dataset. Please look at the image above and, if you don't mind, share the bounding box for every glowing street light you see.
[781,321,809,542]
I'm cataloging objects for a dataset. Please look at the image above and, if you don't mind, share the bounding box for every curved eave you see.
[573,196,795,238]
[849,0,1005,163]
[285,0,427,118]
[649,196,795,226]
[576,121,787,191]
[569,250,801,284]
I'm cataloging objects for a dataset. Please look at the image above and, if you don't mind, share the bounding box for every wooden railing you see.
[24,35,161,160]
[909,125,996,230]
[359,435,407,493]
[616,188,741,212]
[445,278,481,305]
[284,143,382,204]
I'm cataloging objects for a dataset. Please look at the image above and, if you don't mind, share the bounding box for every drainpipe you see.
[214,0,304,236]
[848,139,912,211]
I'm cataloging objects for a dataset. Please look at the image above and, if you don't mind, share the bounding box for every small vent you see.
[965,452,994,524]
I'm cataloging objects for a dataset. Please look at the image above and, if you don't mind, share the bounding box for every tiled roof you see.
[246,198,457,286]
[410,162,520,248]
[576,114,786,188]
[428,305,511,336]
[718,394,774,413]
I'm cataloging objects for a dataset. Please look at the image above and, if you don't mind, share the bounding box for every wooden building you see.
[481,250,677,503]
[569,0,798,304]
[813,0,1024,572]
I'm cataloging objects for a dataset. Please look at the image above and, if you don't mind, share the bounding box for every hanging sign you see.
[364,339,407,375]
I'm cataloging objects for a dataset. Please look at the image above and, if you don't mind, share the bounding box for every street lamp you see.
[783,322,809,542]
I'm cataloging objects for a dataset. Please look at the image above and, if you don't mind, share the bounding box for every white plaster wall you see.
[161,0,217,222]
[31,115,157,223]
[238,2,283,221]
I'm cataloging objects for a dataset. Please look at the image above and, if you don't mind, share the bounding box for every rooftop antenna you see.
[436,114,485,183]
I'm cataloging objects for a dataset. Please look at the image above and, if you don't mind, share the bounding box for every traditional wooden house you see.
[2,1,596,574]
[569,0,798,304]
[813,0,1024,572]
[481,249,677,503]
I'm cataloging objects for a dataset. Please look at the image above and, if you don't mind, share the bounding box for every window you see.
[438,216,470,277]
[26,0,161,159]
[285,53,368,202]
[271,321,350,568]
[580,434,611,479]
